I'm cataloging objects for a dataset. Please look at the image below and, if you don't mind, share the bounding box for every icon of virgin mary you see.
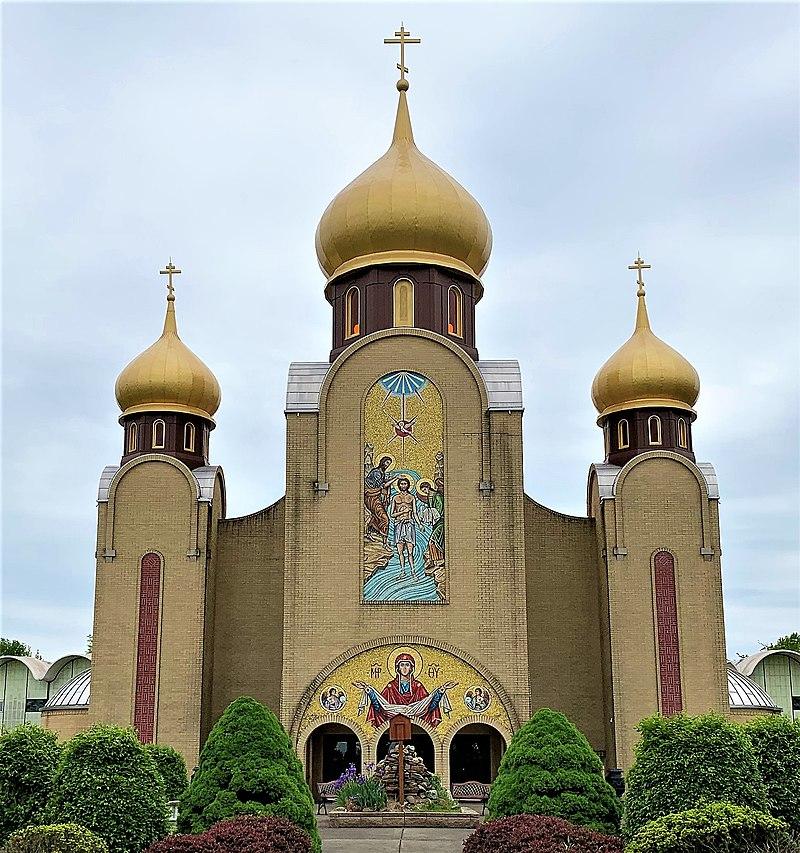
[353,653,457,728]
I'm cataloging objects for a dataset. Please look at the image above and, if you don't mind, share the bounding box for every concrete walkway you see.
[320,823,472,852]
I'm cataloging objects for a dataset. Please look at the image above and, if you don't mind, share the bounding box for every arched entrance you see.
[449,724,506,783]
[305,723,362,786]
[377,724,435,772]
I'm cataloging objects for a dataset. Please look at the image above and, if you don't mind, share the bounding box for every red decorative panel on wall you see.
[654,551,683,715]
[134,552,161,742]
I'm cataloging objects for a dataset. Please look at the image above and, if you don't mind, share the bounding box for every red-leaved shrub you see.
[207,817,311,853]
[464,814,623,853]
[145,817,311,853]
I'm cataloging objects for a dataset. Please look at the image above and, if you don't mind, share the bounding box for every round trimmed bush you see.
[626,801,789,853]
[746,716,800,832]
[177,698,319,853]
[144,744,189,801]
[487,708,622,833]
[622,713,768,840]
[46,724,169,853]
[0,724,62,843]
[463,814,623,853]
[5,823,109,853]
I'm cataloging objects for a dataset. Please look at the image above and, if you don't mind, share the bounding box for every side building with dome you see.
[42,45,780,783]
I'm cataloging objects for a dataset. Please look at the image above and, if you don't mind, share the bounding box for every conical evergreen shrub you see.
[487,708,621,833]
[622,713,768,840]
[178,697,320,853]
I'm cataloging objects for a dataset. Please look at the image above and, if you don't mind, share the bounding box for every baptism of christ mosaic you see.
[363,371,446,603]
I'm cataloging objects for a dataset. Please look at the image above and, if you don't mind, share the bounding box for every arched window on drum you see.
[152,419,166,450]
[447,286,463,337]
[393,279,414,327]
[345,287,360,339]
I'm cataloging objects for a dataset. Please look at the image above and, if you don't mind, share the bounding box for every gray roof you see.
[97,466,120,502]
[477,360,523,411]
[736,648,800,677]
[727,663,780,711]
[42,654,90,682]
[0,656,51,680]
[44,668,91,710]
[285,360,524,413]
[193,466,222,502]
[590,459,720,501]
[285,362,330,412]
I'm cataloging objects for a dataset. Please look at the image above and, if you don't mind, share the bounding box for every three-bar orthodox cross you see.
[384,25,421,85]
[160,258,182,299]
[628,254,651,296]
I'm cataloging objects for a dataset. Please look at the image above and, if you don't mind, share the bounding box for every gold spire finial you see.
[628,253,651,297]
[384,24,421,91]
[159,257,181,301]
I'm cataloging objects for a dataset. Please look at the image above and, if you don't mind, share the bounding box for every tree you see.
[745,715,800,832]
[0,639,32,657]
[487,708,622,833]
[0,724,62,843]
[86,634,93,654]
[144,744,189,801]
[46,724,169,853]
[178,697,320,853]
[622,713,768,840]
[768,632,800,653]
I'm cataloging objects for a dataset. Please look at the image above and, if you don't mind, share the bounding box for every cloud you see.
[2,3,797,663]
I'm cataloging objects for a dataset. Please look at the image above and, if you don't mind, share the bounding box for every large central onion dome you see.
[315,88,493,287]
[115,288,221,422]
[592,282,700,420]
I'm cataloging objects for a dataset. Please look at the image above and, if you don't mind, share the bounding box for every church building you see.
[42,30,773,785]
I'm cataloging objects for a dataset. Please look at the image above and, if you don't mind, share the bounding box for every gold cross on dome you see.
[384,24,421,86]
[628,253,651,296]
[159,258,181,299]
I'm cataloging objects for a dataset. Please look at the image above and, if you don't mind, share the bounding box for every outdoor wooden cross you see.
[628,254,651,297]
[160,258,181,299]
[384,25,421,85]
[389,714,412,805]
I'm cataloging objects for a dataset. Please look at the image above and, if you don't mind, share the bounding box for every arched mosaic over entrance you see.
[363,371,446,602]
[295,640,514,751]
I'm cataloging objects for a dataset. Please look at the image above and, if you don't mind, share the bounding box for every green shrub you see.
[0,724,62,843]
[746,716,800,832]
[144,744,189,801]
[333,775,387,811]
[5,823,109,853]
[177,697,320,853]
[622,713,768,840]
[487,708,621,833]
[626,801,788,853]
[46,724,169,853]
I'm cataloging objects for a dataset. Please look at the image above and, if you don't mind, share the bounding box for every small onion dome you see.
[727,663,780,712]
[591,285,700,421]
[315,88,492,293]
[115,289,221,422]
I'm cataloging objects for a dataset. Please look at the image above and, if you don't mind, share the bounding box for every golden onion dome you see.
[115,284,221,422]
[315,87,492,291]
[591,276,700,421]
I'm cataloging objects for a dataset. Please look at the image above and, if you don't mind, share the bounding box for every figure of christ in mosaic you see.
[363,371,446,602]
[353,653,457,728]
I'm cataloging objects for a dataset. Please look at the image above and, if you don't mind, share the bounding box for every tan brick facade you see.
[46,330,732,776]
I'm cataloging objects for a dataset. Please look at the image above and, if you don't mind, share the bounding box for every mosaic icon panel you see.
[363,371,446,603]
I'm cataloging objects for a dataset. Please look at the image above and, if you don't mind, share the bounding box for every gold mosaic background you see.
[298,643,513,743]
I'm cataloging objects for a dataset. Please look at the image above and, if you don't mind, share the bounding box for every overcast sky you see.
[2,2,798,663]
